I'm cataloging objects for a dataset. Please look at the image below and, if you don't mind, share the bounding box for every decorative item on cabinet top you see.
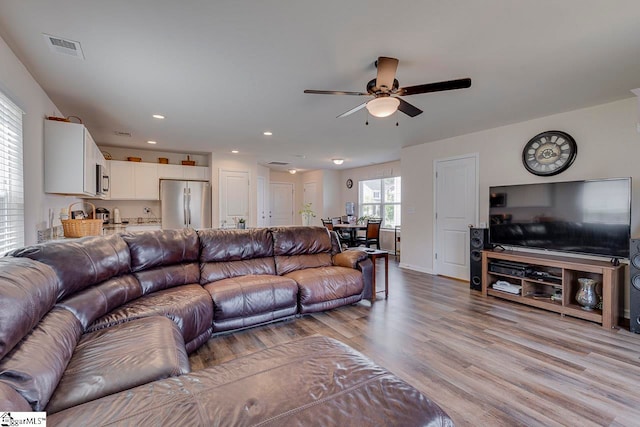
[47,115,83,124]
[182,155,196,166]
[127,157,142,162]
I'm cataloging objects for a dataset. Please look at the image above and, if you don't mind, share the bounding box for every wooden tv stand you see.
[482,249,624,329]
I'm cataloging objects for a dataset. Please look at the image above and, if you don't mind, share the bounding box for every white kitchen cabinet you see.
[44,120,100,196]
[184,166,209,180]
[157,164,209,180]
[157,164,184,179]
[108,161,159,200]
[108,161,135,199]
[134,162,159,200]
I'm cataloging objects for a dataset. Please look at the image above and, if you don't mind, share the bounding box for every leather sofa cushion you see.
[0,381,31,411]
[48,336,453,426]
[0,308,82,411]
[56,274,142,330]
[201,257,277,284]
[8,234,130,300]
[88,284,213,348]
[271,226,333,255]
[286,266,363,313]
[204,275,298,332]
[122,228,200,272]
[198,228,276,282]
[0,257,59,359]
[272,227,333,275]
[333,249,369,269]
[134,262,200,294]
[198,228,274,262]
[46,316,190,414]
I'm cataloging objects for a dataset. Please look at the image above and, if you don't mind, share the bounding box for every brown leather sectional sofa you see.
[0,226,453,426]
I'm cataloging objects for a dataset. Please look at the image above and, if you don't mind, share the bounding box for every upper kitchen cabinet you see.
[109,160,159,200]
[109,161,209,200]
[44,120,103,196]
[157,163,209,180]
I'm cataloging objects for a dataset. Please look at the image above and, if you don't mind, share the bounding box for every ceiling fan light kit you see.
[366,97,400,118]
[304,56,471,120]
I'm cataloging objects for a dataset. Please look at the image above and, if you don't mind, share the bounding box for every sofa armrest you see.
[333,250,368,269]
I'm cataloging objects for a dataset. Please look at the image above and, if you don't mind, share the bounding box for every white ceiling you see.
[1,1,640,172]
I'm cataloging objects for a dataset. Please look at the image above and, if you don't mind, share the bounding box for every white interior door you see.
[434,154,478,280]
[303,181,319,225]
[257,176,268,227]
[269,182,294,225]
[219,170,249,227]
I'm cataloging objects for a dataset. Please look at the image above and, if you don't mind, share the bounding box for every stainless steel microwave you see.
[96,164,109,196]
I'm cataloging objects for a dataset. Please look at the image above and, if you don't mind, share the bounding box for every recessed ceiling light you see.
[147,140,157,145]
[332,159,344,165]
[288,169,297,174]
[152,114,165,119]
[231,150,239,154]
[263,131,273,136]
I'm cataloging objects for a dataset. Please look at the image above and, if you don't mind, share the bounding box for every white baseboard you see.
[399,263,434,275]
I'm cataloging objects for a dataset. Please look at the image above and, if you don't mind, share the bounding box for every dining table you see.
[333,223,366,247]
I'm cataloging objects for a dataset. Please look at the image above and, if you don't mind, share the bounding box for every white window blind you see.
[0,90,24,254]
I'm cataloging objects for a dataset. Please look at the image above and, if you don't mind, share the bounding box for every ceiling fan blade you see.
[397,98,423,117]
[337,102,368,118]
[398,78,472,96]
[304,89,368,96]
[376,57,399,91]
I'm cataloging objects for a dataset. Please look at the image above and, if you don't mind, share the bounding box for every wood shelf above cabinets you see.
[482,250,624,329]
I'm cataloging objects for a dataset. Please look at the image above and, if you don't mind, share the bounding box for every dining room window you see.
[0,89,24,254]
[358,176,401,228]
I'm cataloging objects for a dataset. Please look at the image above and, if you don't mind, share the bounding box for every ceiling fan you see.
[304,57,471,119]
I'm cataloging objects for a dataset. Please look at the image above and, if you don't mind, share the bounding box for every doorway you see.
[434,154,478,280]
[219,170,250,228]
[269,182,294,225]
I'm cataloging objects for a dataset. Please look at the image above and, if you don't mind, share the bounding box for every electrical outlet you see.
[143,207,151,214]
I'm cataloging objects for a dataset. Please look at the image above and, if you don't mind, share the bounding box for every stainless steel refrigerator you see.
[160,179,211,229]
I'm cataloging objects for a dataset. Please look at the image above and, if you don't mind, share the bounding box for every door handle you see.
[183,189,188,226]
[187,188,192,226]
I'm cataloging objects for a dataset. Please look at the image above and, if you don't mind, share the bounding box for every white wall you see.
[0,33,80,245]
[402,97,640,313]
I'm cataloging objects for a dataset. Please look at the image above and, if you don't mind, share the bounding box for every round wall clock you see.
[522,130,577,176]
[346,179,353,189]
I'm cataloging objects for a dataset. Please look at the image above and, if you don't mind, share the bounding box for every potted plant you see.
[237,218,246,229]
[299,203,316,226]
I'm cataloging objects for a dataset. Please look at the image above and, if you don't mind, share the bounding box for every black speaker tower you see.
[629,239,640,333]
[470,228,491,291]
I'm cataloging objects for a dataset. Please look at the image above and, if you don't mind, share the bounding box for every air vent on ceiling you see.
[268,161,290,166]
[42,33,85,59]
[114,131,132,137]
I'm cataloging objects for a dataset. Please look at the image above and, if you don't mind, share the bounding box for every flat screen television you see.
[489,178,631,259]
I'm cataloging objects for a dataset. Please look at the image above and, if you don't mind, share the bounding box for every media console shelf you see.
[482,250,624,329]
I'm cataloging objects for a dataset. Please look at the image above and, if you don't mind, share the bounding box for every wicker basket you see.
[61,202,103,238]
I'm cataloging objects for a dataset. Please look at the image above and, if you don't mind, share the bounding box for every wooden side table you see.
[349,248,389,301]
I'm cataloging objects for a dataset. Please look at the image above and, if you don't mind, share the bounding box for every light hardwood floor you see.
[189,258,640,426]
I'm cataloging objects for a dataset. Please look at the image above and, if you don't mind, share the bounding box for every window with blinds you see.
[0,90,24,254]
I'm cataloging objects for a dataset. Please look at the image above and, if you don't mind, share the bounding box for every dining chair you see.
[321,218,334,231]
[356,219,381,249]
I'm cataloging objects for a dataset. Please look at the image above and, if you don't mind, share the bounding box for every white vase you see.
[302,215,310,226]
